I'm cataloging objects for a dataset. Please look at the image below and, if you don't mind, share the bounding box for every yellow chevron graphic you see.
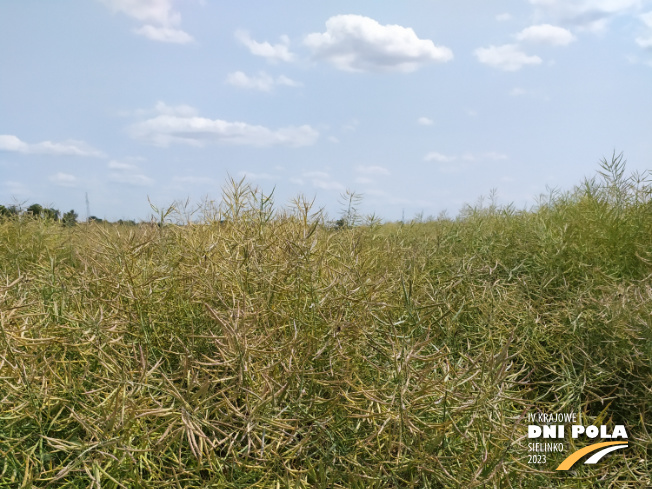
[556,441,628,470]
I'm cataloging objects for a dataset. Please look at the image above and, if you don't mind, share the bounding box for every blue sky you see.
[1,0,651,221]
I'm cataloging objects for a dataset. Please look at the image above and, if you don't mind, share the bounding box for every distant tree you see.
[26,203,43,217]
[62,210,78,227]
[26,204,60,220]
[117,219,136,226]
[88,216,103,223]
[43,207,60,220]
[1,205,20,219]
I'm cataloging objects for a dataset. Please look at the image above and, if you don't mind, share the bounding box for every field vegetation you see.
[0,154,650,487]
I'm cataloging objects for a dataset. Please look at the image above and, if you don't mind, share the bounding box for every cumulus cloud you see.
[516,24,576,45]
[641,10,652,27]
[128,103,319,147]
[417,116,434,125]
[108,159,153,186]
[353,166,389,186]
[425,151,507,163]
[354,177,374,184]
[225,71,301,91]
[342,119,360,132]
[355,165,390,175]
[100,0,180,25]
[637,11,652,49]
[110,173,154,186]
[49,173,78,187]
[100,0,193,43]
[529,0,642,32]
[295,171,345,190]
[235,30,295,62]
[304,14,453,72]
[108,160,139,171]
[510,87,529,96]
[636,36,652,48]
[483,151,509,160]
[474,44,542,71]
[153,101,198,117]
[134,25,193,43]
[0,134,106,157]
[424,152,455,163]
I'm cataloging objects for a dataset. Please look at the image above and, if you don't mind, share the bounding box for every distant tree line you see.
[0,204,142,226]
[0,203,79,226]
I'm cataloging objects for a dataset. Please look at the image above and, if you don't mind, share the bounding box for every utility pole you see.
[85,192,90,222]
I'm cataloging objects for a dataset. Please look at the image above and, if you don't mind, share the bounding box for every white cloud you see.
[0,135,28,152]
[49,172,78,187]
[100,0,193,43]
[0,134,106,157]
[342,119,359,132]
[641,11,652,27]
[424,152,455,163]
[108,160,139,171]
[110,173,154,186]
[134,25,193,43]
[128,103,319,147]
[483,151,509,160]
[425,151,508,163]
[636,36,652,48]
[100,0,181,25]
[496,13,513,21]
[304,14,453,72]
[474,44,543,71]
[516,24,576,45]
[277,75,301,87]
[312,179,345,191]
[529,0,642,32]
[299,171,344,190]
[235,30,295,62]
[108,159,153,186]
[355,165,390,175]
[225,71,301,91]
[154,101,198,117]
[637,12,652,49]
[354,177,374,184]
[417,116,434,125]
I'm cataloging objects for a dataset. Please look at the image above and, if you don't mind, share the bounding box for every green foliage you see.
[0,205,18,219]
[0,158,650,487]
[26,203,43,217]
[62,209,78,227]
[6,203,64,221]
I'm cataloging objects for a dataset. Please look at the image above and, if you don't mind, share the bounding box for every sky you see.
[1,0,651,222]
